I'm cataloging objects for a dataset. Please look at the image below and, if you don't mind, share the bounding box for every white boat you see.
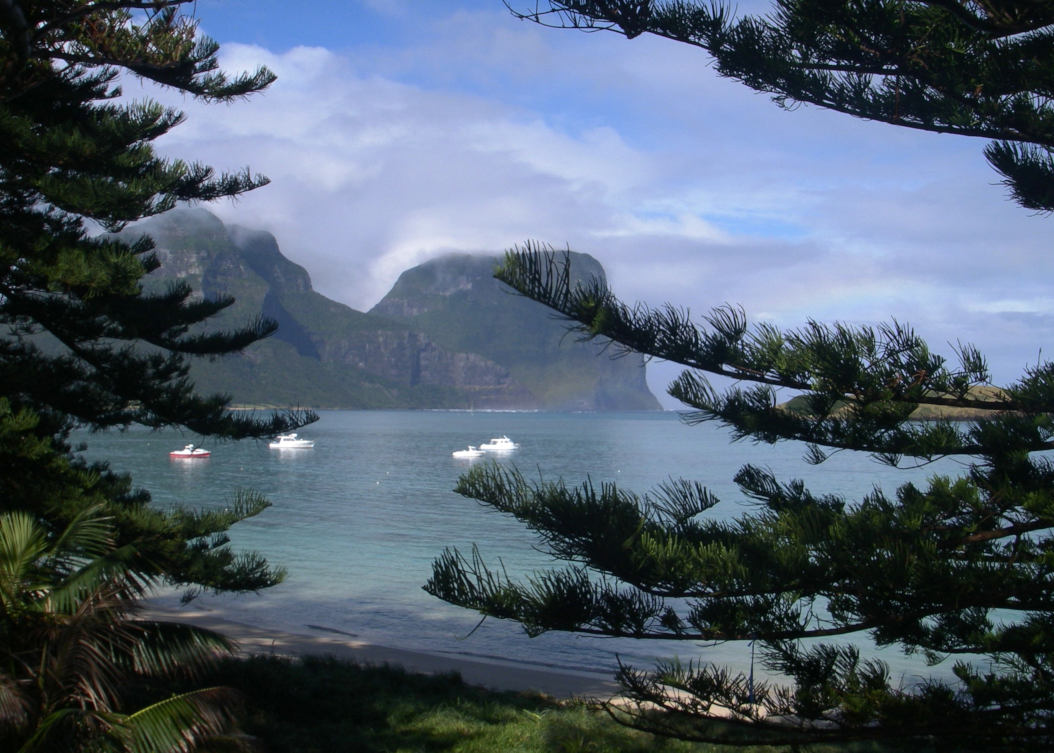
[269,433,315,449]
[479,435,518,451]
[452,445,484,459]
[169,444,210,459]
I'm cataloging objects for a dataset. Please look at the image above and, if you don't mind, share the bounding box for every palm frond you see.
[115,687,245,753]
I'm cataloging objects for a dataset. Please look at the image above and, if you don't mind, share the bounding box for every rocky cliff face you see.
[370,253,658,411]
[123,208,658,410]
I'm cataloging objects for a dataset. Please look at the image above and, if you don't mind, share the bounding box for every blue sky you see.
[144,1,1052,404]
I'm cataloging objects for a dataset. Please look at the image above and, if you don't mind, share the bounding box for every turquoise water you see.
[75,410,965,684]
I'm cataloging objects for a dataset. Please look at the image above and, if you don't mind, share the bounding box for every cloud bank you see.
[137,5,1051,400]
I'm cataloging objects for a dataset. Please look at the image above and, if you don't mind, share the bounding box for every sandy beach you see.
[144,602,621,699]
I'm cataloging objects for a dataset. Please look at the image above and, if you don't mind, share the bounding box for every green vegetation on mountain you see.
[370,252,660,411]
[779,385,1010,421]
[126,208,659,411]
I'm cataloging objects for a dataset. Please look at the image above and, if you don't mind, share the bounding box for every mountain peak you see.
[123,209,659,411]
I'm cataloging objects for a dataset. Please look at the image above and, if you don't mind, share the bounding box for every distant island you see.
[123,208,660,411]
[778,385,1009,421]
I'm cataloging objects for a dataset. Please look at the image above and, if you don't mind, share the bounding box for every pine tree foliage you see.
[427,248,1054,750]
[506,0,1054,211]
[428,3,1054,747]
[0,0,314,594]
[1,3,306,748]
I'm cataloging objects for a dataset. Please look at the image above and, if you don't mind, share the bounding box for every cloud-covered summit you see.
[142,1,1051,400]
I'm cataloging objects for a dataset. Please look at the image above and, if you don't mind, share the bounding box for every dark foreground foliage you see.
[0,2,312,749]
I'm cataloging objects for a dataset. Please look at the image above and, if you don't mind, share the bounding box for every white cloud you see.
[135,5,1052,393]
[969,299,1054,315]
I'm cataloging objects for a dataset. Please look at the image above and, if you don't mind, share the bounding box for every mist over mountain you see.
[125,208,659,411]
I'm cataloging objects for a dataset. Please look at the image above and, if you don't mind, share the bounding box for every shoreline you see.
[143,601,621,699]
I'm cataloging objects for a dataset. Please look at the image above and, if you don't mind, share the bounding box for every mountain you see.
[122,208,659,411]
[370,253,659,410]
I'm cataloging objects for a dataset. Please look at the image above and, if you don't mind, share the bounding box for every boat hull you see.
[452,446,484,459]
[269,433,315,449]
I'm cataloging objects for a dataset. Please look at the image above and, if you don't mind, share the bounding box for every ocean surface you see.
[75,410,967,685]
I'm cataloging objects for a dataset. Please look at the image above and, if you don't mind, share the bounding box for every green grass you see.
[199,654,709,753]
[139,653,923,752]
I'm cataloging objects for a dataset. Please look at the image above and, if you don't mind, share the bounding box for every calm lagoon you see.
[75,410,967,684]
